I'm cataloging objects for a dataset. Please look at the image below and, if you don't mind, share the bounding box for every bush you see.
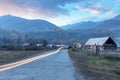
[71,48,77,51]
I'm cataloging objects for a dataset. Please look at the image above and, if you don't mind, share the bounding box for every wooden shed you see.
[85,37,117,51]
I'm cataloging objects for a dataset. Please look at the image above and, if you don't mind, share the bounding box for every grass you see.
[69,49,120,80]
[0,50,45,65]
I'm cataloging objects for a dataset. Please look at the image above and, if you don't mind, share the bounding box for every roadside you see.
[68,49,120,80]
[0,48,62,72]
[0,48,52,65]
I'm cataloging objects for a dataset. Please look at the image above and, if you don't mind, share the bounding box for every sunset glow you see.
[0,0,120,26]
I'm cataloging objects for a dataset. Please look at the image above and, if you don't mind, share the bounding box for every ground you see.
[68,49,120,80]
[0,50,85,80]
[0,49,120,80]
[0,50,48,65]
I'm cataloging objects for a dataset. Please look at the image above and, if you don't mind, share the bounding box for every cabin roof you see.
[85,37,110,46]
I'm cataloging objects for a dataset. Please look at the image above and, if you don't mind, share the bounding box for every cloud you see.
[76,6,101,15]
[0,0,81,18]
[75,0,120,15]
[0,0,119,21]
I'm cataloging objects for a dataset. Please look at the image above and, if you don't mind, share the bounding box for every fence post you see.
[96,46,99,56]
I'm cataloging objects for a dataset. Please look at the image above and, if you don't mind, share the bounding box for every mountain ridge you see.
[94,14,120,31]
[61,21,101,30]
[0,15,62,32]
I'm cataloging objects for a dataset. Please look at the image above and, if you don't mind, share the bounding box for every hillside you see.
[0,15,61,32]
[61,21,100,30]
[0,14,120,45]
[94,15,120,32]
[0,28,23,38]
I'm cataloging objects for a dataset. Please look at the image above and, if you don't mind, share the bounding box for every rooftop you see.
[85,37,110,45]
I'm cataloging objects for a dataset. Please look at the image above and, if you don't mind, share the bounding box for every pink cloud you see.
[76,6,101,15]
[0,1,50,19]
[0,0,78,19]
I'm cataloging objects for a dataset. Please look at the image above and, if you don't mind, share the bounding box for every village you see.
[0,35,120,80]
[0,0,120,80]
[0,36,119,60]
[72,36,120,60]
[68,36,120,80]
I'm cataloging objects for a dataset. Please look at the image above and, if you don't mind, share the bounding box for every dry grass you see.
[0,50,43,65]
[69,49,120,80]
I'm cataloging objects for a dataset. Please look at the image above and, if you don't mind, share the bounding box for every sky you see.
[0,0,120,26]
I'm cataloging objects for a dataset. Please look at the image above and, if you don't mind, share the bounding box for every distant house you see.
[23,43,30,46]
[36,44,43,47]
[72,42,82,49]
[47,44,54,48]
[85,37,117,51]
[56,44,64,48]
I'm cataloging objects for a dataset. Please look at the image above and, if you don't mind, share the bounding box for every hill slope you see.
[62,21,100,30]
[0,15,61,32]
[94,15,120,31]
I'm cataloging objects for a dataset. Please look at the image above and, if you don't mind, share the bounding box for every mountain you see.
[27,14,120,43]
[114,15,120,20]
[94,15,120,31]
[27,30,87,43]
[0,15,61,32]
[0,14,120,45]
[0,28,21,38]
[61,21,100,30]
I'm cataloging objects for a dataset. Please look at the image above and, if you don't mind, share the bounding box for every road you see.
[0,49,85,80]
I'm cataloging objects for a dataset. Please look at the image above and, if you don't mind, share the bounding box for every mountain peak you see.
[0,14,14,17]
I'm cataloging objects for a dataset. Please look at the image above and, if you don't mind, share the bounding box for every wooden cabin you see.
[85,37,117,51]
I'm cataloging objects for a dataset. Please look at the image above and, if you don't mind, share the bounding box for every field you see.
[69,49,120,80]
[0,50,45,65]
